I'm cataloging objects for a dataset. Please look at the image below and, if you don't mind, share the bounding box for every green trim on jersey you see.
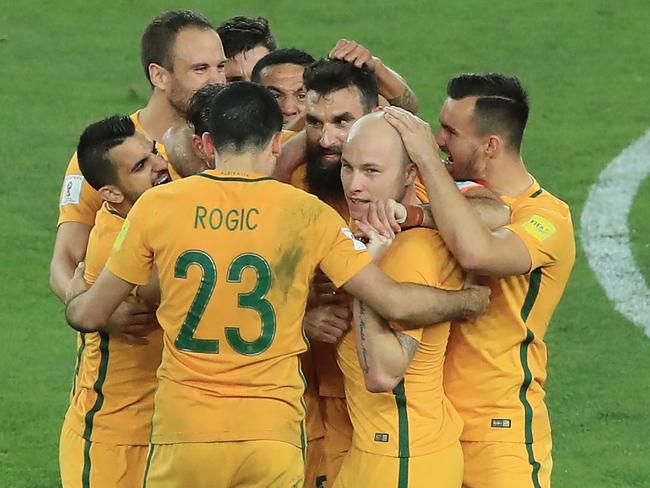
[297,358,308,462]
[71,333,86,396]
[198,173,274,183]
[105,205,124,218]
[81,332,110,488]
[143,444,156,488]
[519,268,543,488]
[530,188,544,198]
[392,379,410,488]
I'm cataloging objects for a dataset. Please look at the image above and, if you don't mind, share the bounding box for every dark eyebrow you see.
[333,112,355,124]
[305,113,321,124]
[440,121,458,135]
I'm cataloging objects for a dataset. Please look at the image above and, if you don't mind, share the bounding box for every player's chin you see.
[347,198,369,219]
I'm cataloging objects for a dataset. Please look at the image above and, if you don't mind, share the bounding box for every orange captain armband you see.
[401,204,425,229]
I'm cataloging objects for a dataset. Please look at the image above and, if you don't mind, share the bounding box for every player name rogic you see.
[194,206,259,231]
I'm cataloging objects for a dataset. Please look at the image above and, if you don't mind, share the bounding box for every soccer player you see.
[64,82,489,488]
[384,73,576,488]
[59,115,169,488]
[50,10,227,310]
[251,48,315,129]
[335,112,465,488]
[217,16,277,82]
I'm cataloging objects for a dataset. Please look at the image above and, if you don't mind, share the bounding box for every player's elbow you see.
[455,247,489,274]
[364,370,402,393]
[65,302,102,334]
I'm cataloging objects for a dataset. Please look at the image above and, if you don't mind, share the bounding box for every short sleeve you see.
[312,203,373,288]
[504,204,573,270]
[83,228,111,285]
[57,152,103,227]
[105,196,154,285]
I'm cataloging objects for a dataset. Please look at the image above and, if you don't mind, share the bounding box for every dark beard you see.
[305,144,344,201]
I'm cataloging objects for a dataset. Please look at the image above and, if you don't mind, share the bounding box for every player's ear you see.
[485,135,500,159]
[201,132,217,165]
[405,162,417,186]
[99,185,124,205]
[270,131,283,157]
[149,63,169,91]
[192,134,210,166]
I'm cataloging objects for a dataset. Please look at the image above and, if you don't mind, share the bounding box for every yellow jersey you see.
[65,202,163,445]
[105,169,372,447]
[444,177,575,443]
[338,228,464,457]
[57,111,171,227]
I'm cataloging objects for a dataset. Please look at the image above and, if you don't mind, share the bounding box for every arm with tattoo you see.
[353,300,420,393]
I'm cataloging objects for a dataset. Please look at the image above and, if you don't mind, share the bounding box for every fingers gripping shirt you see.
[106,170,372,446]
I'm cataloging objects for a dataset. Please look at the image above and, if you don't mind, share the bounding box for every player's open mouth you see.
[154,173,171,186]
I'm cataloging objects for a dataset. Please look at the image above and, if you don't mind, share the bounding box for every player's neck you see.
[138,90,185,142]
[107,200,131,219]
[214,151,274,177]
[482,154,533,198]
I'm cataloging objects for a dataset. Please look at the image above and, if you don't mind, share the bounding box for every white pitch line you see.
[581,129,650,336]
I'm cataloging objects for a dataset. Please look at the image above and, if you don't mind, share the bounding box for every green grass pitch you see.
[1,1,649,486]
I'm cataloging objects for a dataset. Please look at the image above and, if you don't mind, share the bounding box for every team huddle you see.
[51,9,576,488]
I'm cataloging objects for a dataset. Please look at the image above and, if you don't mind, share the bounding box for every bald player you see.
[334,112,465,488]
[50,10,227,325]
[162,124,208,178]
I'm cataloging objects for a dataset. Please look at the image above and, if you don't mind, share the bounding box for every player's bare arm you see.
[136,267,161,306]
[384,106,532,276]
[49,222,91,302]
[341,262,489,326]
[354,300,419,393]
[359,188,511,240]
[329,38,419,114]
[65,265,137,334]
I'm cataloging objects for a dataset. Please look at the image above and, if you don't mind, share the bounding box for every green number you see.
[174,250,219,353]
[173,251,276,356]
[225,253,276,355]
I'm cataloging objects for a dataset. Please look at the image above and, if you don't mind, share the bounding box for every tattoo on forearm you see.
[358,302,370,374]
[396,331,419,361]
[388,88,419,114]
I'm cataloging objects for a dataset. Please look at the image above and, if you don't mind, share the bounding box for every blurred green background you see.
[1,1,649,486]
